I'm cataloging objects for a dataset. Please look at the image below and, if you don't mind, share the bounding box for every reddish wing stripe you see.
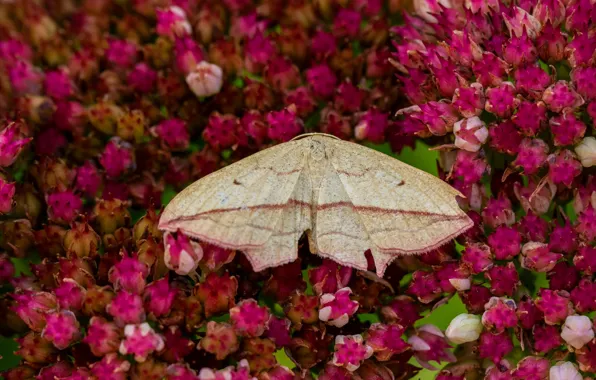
[166,200,466,223]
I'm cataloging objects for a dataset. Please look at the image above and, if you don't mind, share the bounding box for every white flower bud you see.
[453,116,488,152]
[575,136,596,167]
[186,61,223,98]
[561,314,594,349]
[445,313,482,344]
[549,361,583,380]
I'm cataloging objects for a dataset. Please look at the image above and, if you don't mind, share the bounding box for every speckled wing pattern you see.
[159,133,473,276]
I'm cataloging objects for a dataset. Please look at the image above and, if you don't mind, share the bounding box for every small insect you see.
[159,133,473,276]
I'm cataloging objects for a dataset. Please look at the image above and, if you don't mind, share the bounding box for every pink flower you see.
[199,321,239,360]
[503,32,537,66]
[335,82,366,113]
[520,242,562,272]
[484,82,520,118]
[407,270,442,303]
[265,317,292,348]
[195,272,238,317]
[355,108,391,144]
[481,297,518,333]
[144,277,177,317]
[365,323,409,361]
[106,290,146,326]
[485,263,520,297]
[511,357,549,379]
[42,310,81,350]
[119,322,165,362]
[108,251,149,294]
[164,231,203,275]
[106,39,137,68]
[306,64,337,98]
[99,137,136,178]
[245,32,276,67]
[319,287,359,328]
[0,122,33,167]
[549,113,586,147]
[186,61,223,98]
[561,315,594,349]
[230,298,270,337]
[151,119,190,151]
[482,195,515,228]
[83,316,121,356]
[533,324,562,353]
[408,324,456,370]
[8,61,44,95]
[198,360,252,380]
[12,291,57,332]
[75,161,101,197]
[156,6,192,39]
[46,190,82,224]
[55,278,85,311]
[478,331,513,364]
[90,353,131,380]
[535,289,572,325]
[462,243,494,274]
[202,113,241,151]
[547,149,582,187]
[311,30,336,58]
[513,138,549,175]
[0,177,15,214]
[453,116,488,152]
[333,9,361,38]
[308,259,352,295]
[332,335,373,371]
[266,107,304,142]
[44,69,73,100]
[127,63,157,93]
[542,81,585,113]
[174,36,204,74]
[452,83,485,117]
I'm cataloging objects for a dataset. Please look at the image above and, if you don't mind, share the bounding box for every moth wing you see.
[324,139,473,275]
[159,140,310,257]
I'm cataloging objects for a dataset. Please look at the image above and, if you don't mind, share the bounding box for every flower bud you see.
[92,198,131,235]
[186,61,223,98]
[453,117,488,152]
[15,332,56,364]
[63,220,100,258]
[83,316,121,356]
[561,314,594,349]
[319,287,359,328]
[41,310,81,350]
[119,322,165,362]
[199,321,239,360]
[164,231,203,275]
[549,361,583,380]
[445,313,482,344]
[575,136,596,167]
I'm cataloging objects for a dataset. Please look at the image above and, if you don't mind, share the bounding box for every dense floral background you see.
[0,0,595,379]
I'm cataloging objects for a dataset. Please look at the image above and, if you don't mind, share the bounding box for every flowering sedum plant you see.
[0,0,595,379]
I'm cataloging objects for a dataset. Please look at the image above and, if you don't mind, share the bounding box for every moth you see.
[159,133,473,276]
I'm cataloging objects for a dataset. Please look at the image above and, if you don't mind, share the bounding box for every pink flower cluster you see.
[0,0,426,378]
[391,0,596,377]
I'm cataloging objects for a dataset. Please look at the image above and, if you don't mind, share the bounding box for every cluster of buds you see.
[0,0,443,378]
[390,0,596,377]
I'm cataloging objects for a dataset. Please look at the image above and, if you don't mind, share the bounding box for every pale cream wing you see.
[314,160,374,272]
[326,139,473,274]
[244,167,313,271]
[159,139,309,255]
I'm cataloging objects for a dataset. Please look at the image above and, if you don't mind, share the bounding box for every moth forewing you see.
[159,134,473,276]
